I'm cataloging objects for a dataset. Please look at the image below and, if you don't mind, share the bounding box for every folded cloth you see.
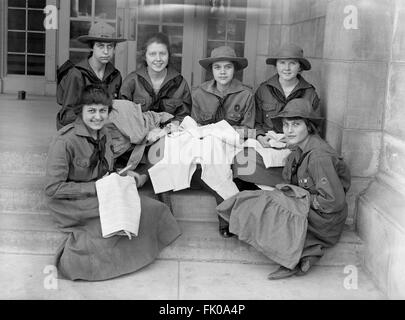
[95,172,141,239]
[243,139,291,168]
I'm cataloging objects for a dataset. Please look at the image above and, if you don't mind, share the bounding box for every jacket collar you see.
[136,65,181,87]
[201,78,245,97]
[266,74,313,95]
[74,116,108,140]
[76,57,117,81]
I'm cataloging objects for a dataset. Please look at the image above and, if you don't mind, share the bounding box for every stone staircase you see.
[0,94,384,299]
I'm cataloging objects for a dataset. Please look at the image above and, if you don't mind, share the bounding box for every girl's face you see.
[92,42,115,65]
[282,118,309,147]
[276,59,301,82]
[212,61,235,87]
[145,42,169,73]
[82,104,109,134]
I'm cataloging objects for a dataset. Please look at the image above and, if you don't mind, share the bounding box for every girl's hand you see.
[127,170,149,188]
[257,135,272,148]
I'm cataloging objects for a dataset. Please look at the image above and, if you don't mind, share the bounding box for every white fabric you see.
[148,117,241,200]
[95,173,141,239]
[243,138,291,168]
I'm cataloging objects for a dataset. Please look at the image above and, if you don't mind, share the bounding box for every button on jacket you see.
[120,65,192,122]
[191,78,256,134]
[56,58,122,130]
[255,74,320,136]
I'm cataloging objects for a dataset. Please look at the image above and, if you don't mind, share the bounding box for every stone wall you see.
[357,0,405,299]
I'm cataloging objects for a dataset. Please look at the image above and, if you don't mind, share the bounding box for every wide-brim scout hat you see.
[199,46,248,71]
[266,43,311,71]
[77,21,126,44]
[274,98,323,127]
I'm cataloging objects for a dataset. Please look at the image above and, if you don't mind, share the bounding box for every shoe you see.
[296,256,320,276]
[267,266,299,280]
[219,226,235,238]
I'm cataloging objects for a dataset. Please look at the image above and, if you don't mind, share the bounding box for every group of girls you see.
[46,21,350,281]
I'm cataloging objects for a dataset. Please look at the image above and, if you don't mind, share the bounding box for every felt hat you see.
[274,98,323,127]
[266,43,311,70]
[77,21,126,44]
[199,46,248,71]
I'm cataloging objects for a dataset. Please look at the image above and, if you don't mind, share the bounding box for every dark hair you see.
[74,84,113,115]
[140,32,171,66]
[282,117,318,135]
[87,41,117,50]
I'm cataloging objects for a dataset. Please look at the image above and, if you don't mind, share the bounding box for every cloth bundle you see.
[95,172,141,239]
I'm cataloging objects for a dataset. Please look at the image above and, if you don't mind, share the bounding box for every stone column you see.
[321,0,392,227]
[357,0,405,299]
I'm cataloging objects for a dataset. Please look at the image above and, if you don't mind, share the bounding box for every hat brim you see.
[77,35,126,44]
[199,57,248,71]
[266,57,311,70]
[273,113,323,127]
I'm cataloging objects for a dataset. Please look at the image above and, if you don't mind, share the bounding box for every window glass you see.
[95,0,117,19]
[27,33,45,54]
[70,0,92,18]
[162,0,184,23]
[27,55,45,75]
[28,10,46,31]
[28,0,46,9]
[7,54,26,74]
[8,32,26,52]
[70,20,92,49]
[8,0,26,7]
[8,9,26,30]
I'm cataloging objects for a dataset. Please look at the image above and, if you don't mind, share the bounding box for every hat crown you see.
[276,43,305,59]
[88,21,116,39]
[210,46,237,59]
[279,98,321,120]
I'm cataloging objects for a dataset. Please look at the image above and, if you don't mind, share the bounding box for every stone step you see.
[0,212,363,266]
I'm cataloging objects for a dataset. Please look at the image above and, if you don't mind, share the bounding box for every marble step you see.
[0,212,363,266]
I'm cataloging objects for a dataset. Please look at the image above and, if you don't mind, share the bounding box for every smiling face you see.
[145,42,169,73]
[282,118,310,148]
[82,104,109,135]
[212,60,235,88]
[276,59,301,82]
[92,42,115,65]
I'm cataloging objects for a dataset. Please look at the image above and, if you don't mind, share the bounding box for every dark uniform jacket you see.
[120,65,191,122]
[45,117,180,281]
[283,134,351,256]
[191,79,255,136]
[255,74,320,136]
[56,58,122,130]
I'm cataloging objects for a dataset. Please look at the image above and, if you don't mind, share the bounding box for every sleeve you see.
[254,87,266,137]
[173,79,192,122]
[307,88,321,117]
[190,88,204,124]
[59,70,84,127]
[308,155,347,213]
[44,137,97,199]
[240,92,256,129]
[119,74,135,101]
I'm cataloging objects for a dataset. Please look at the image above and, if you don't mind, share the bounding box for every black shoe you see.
[267,266,299,280]
[296,256,320,276]
[219,226,235,238]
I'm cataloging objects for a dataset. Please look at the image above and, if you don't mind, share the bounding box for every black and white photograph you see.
[0,0,403,305]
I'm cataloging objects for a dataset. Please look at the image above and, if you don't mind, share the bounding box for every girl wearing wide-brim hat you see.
[190,45,256,238]
[218,98,351,280]
[233,43,321,188]
[56,21,126,130]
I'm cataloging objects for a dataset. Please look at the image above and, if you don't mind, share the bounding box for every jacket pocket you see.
[75,158,90,168]
[162,98,183,114]
[227,112,242,124]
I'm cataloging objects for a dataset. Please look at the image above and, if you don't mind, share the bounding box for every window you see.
[69,0,117,63]
[136,0,185,73]
[205,0,247,81]
[7,0,46,75]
